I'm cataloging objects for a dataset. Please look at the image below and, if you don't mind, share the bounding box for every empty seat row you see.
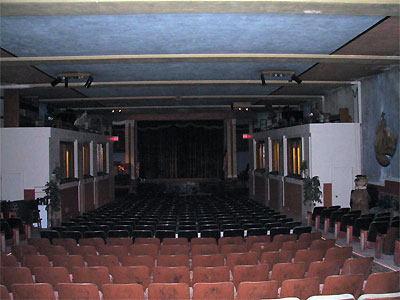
[1,269,398,300]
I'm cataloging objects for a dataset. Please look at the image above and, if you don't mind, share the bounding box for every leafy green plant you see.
[44,167,63,213]
[301,160,322,205]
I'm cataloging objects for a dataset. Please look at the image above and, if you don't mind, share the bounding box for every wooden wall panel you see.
[284,182,302,217]
[61,185,79,222]
[324,183,332,207]
[84,181,94,212]
[97,178,110,208]
[269,178,281,211]
[254,175,266,205]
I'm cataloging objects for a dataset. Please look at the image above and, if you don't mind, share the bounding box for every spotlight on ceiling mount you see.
[291,74,302,84]
[260,73,266,86]
[84,76,94,89]
[261,70,296,82]
[50,77,62,87]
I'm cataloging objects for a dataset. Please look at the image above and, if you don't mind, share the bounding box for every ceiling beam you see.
[0,79,353,89]
[1,0,399,16]
[2,53,399,66]
[40,94,323,102]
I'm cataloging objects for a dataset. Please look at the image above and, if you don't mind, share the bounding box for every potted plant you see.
[44,167,63,226]
[301,161,322,215]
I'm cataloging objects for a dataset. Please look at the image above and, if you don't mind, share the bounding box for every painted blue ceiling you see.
[1,13,383,101]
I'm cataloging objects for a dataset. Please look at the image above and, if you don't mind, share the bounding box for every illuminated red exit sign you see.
[243,134,254,139]
[109,136,119,142]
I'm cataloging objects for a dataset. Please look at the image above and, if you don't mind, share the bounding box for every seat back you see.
[310,239,336,254]
[130,244,159,259]
[324,247,353,262]
[0,255,18,267]
[226,252,258,270]
[157,254,189,267]
[193,282,234,300]
[33,267,71,290]
[102,284,145,300]
[341,257,373,280]
[236,281,279,300]
[86,255,119,268]
[294,249,325,269]
[322,274,364,299]
[107,237,132,248]
[162,237,189,246]
[51,255,85,273]
[27,238,51,249]
[191,244,219,256]
[37,246,68,260]
[220,244,247,256]
[22,255,51,269]
[57,283,100,300]
[232,264,270,288]
[250,242,280,258]
[307,260,342,284]
[218,236,243,248]
[192,254,224,268]
[363,271,400,294]
[12,283,56,300]
[53,238,78,253]
[0,284,10,300]
[148,283,190,300]
[245,235,269,250]
[280,277,320,300]
[260,250,292,266]
[192,266,230,285]
[98,245,129,261]
[0,267,34,290]
[71,266,111,290]
[134,237,161,246]
[270,262,307,286]
[160,245,190,256]
[79,237,105,249]
[110,266,150,288]
[120,255,154,272]
[153,266,190,284]
[273,233,297,246]
[190,238,216,245]
[69,245,97,259]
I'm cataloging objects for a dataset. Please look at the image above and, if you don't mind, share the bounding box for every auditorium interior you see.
[0,1,399,299]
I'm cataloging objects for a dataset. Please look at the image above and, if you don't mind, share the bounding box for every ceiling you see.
[0,0,399,119]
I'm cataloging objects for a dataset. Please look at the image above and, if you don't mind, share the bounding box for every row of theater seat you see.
[312,206,399,243]
[1,267,399,300]
[48,194,308,241]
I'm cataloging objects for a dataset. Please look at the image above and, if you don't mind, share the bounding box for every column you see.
[232,119,237,178]
[4,89,19,127]
[226,120,232,178]
[129,120,136,180]
[124,120,130,164]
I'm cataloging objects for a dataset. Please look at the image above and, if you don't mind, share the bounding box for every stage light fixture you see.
[260,73,266,86]
[118,109,122,113]
[84,76,94,88]
[245,107,249,111]
[50,77,62,87]
[111,109,115,113]
[291,74,302,84]
[64,77,69,88]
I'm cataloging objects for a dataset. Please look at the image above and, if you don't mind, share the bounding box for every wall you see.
[0,128,114,220]
[251,123,361,212]
[361,67,399,185]
[0,128,51,200]
[324,85,356,121]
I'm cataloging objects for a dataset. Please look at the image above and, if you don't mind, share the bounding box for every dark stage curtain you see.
[138,120,224,179]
